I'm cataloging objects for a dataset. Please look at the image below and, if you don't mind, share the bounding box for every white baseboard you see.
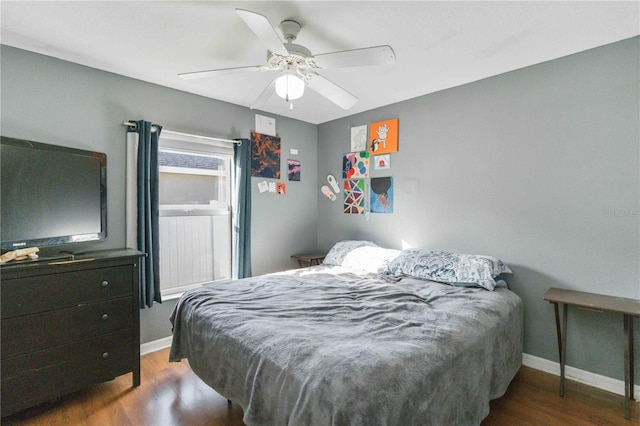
[523,353,640,397]
[140,336,173,356]
[138,339,639,398]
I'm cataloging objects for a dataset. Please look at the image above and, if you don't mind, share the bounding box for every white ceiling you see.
[1,1,638,124]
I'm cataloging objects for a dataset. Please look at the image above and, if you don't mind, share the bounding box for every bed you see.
[169,242,523,425]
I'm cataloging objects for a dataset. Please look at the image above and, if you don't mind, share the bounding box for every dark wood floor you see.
[3,347,638,425]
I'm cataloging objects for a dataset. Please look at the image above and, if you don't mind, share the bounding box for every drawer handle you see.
[101,313,109,321]
[101,280,109,287]
[102,352,109,359]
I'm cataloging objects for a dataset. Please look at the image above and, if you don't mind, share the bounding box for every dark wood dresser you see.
[0,249,143,417]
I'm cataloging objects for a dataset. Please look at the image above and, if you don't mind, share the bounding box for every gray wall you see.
[0,45,318,343]
[317,37,639,383]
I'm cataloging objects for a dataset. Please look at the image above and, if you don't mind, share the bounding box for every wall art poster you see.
[370,176,393,214]
[276,182,287,194]
[287,159,300,181]
[369,118,399,154]
[374,154,390,170]
[342,151,370,179]
[255,114,276,136]
[344,179,366,214]
[350,124,368,152]
[251,131,281,178]
[257,181,269,193]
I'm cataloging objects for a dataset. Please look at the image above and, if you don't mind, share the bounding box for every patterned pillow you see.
[382,249,512,291]
[323,240,379,266]
[341,246,401,274]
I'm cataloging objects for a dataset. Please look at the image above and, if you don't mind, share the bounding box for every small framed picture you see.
[374,154,390,170]
[287,159,300,181]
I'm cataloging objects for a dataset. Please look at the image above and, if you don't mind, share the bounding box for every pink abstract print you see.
[287,159,300,181]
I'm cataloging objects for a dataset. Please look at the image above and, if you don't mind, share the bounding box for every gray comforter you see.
[169,265,523,425]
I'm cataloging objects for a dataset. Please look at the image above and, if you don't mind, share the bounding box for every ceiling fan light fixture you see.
[275,74,305,101]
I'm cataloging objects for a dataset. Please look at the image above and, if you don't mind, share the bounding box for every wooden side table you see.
[290,253,326,268]
[543,287,640,419]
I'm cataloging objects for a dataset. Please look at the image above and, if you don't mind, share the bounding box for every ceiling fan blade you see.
[250,79,276,110]
[312,45,396,69]
[236,9,289,57]
[306,73,358,110]
[178,65,264,80]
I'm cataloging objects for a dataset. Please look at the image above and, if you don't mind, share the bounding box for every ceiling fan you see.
[178,9,396,110]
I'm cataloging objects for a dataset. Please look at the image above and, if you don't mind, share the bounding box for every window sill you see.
[161,291,186,301]
[161,278,231,301]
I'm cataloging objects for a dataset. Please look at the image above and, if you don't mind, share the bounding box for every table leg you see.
[554,303,568,397]
[553,303,562,361]
[630,315,635,402]
[623,314,632,419]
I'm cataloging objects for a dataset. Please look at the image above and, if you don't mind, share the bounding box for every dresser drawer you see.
[1,329,134,416]
[1,265,133,318]
[2,297,134,359]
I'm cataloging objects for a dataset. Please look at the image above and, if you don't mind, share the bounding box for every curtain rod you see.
[122,121,241,145]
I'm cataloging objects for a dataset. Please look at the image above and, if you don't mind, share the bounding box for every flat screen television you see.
[1,136,107,252]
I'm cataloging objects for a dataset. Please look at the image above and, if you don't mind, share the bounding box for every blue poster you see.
[370,176,393,214]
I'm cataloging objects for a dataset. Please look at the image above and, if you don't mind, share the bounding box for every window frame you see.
[157,131,234,299]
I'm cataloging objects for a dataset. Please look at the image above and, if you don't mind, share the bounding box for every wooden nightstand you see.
[290,253,326,268]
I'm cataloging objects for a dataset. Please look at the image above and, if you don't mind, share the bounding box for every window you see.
[158,132,233,297]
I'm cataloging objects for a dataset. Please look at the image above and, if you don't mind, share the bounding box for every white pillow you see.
[341,246,401,274]
[323,240,378,266]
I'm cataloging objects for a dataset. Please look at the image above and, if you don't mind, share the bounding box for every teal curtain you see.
[232,138,252,279]
[129,120,163,308]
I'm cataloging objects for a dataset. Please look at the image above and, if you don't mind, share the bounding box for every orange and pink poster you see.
[369,118,399,154]
[251,131,281,178]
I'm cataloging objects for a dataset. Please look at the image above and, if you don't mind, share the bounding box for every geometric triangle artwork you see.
[343,179,366,214]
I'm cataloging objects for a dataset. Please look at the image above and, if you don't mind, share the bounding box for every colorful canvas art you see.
[251,131,281,178]
[287,159,300,181]
[350,125,368,152]
[374,154,391,170]
[370,176,393,214]
[369,118,399,154]
[342,151,370,179]
[344,179,366,214]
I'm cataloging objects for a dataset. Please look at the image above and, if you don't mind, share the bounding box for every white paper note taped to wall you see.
[351,124,368,152]
[258,181,269,193]
[255,114,276,136]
